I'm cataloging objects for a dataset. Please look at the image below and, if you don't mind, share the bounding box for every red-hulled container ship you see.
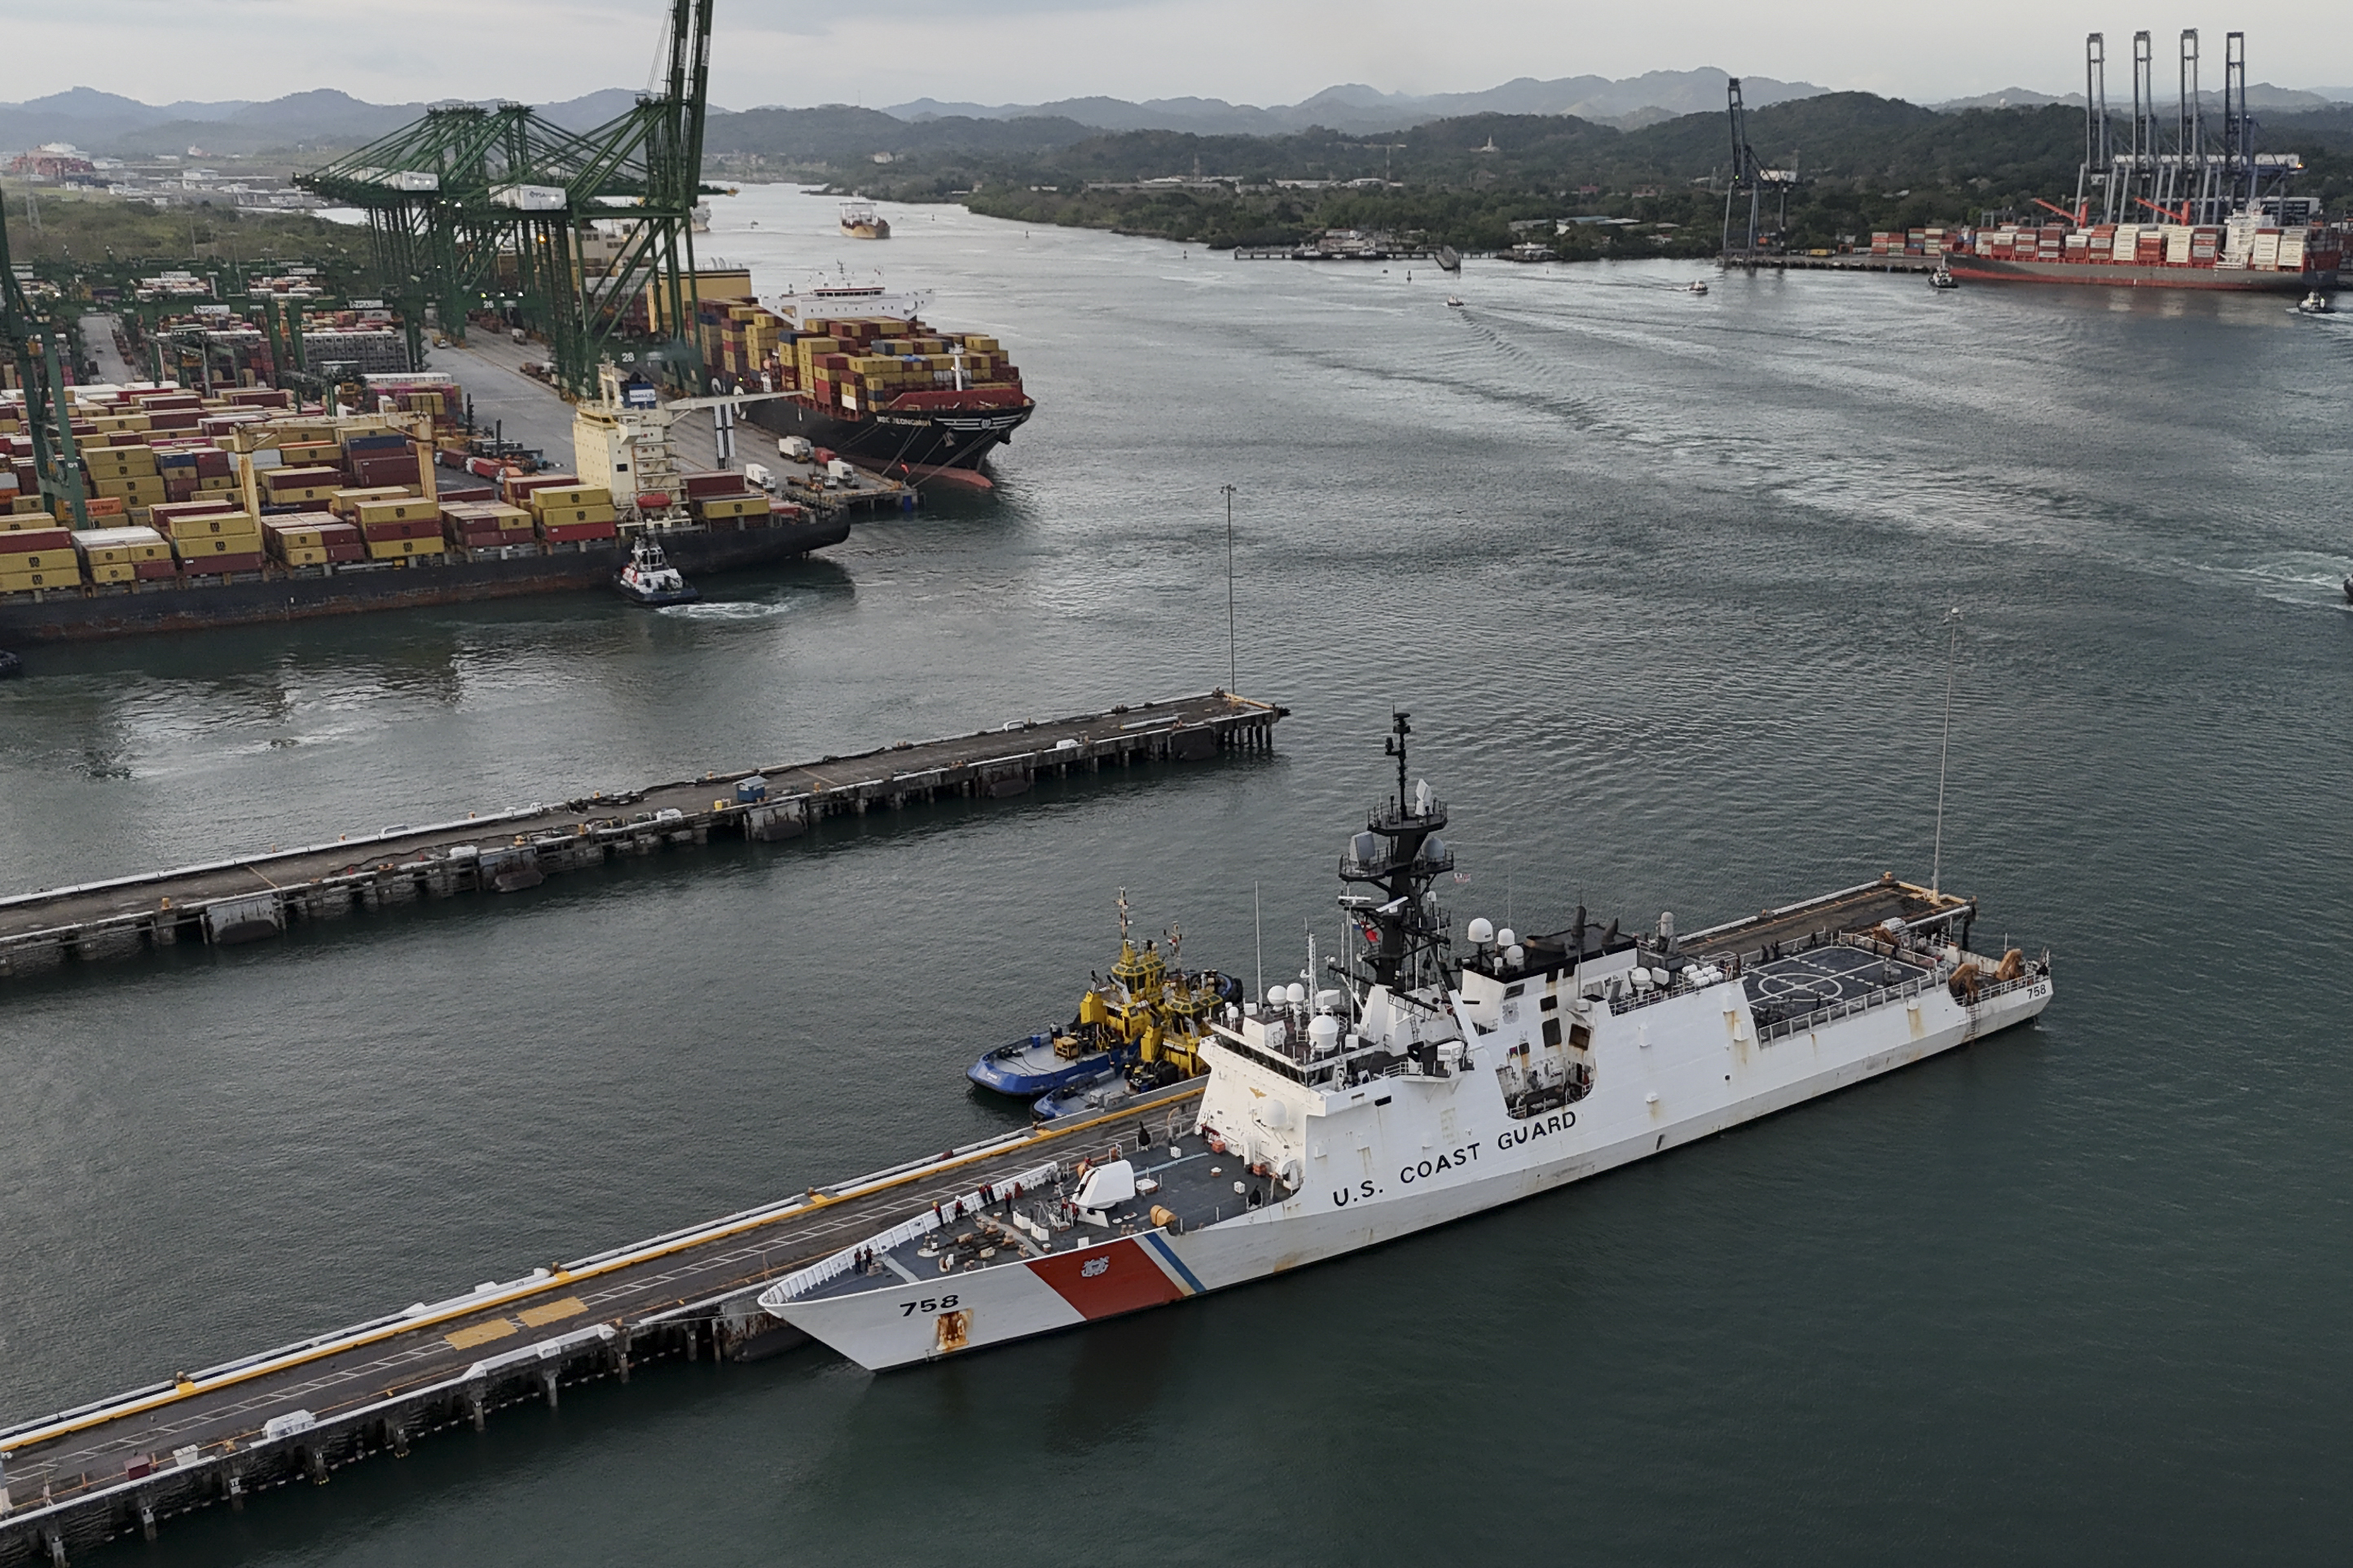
[1944,214,2342,291]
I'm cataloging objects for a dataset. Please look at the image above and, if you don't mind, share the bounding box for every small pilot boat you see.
[615,536,697,606]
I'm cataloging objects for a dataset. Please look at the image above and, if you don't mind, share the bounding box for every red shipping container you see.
[360,516,441,542]
[501,473,580,506]
[682,471,745,499]
[0,527,74,556]
[541,520,618,542]
[350,455,420,487]
[147,410,203,431]
[180,551,265,577]
[134,560,180,581]
[323,541,367,563]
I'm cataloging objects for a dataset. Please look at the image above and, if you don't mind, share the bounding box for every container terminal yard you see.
[0,692,1285,982]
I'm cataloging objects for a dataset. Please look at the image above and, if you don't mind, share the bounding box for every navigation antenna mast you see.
[1931,609,1962,897]
[1339,712,1455,995]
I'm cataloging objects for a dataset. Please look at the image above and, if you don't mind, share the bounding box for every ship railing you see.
[1756,973,1939,1043]
[757,1158,1061,1305]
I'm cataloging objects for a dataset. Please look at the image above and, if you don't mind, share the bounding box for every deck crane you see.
[0,199,88,529]
[298,0,719,400]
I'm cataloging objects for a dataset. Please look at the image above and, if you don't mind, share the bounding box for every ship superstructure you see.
[763,717,2055,1369]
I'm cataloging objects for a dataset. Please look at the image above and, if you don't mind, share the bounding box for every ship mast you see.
[1339,712,1455,994]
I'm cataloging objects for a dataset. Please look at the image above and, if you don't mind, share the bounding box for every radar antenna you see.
[1344,712,1456,993]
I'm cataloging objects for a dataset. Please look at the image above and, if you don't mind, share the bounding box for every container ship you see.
[1938,214,2343,292]
[698,284,1032,489]
[760,717,2056,1369]
[0,381,847,644]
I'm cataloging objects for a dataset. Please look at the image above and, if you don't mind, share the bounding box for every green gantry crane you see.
[0,194,90,529]
[296,0,717,401]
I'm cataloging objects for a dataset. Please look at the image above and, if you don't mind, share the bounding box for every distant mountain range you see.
[7,71,2353,160]
[1930,82,2353,112]
[882,71,1832,135]
[0,87,654,157]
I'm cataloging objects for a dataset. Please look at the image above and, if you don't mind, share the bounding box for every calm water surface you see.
[2,190,2350,1564]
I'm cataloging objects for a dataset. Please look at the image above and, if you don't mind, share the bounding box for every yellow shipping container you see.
[178,531,264,557]
[7,503,53,521]
[367,537,446,561]
[88,560,137,584]
[1,547,77,573]
[169,512,262,540]
[528,485,613,514]
[74,527,171,564]
[273,484,340,504]
[0,565,82,592]
[355,498,440,526]
[277,544,329,567]
[332,486,411,515]
[694,494,767,520]
[538,504,618,528]
[95,477,168,501]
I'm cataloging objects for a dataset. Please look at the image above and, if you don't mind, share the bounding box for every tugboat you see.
[767,712,2056,1370]
[840,200,891,240]
[968,894,1237,1105]
[1929,261,1960,291]
[615,535,698,606]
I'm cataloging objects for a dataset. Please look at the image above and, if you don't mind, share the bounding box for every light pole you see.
[1931,608,1961,896]
[1220,483,1238,693]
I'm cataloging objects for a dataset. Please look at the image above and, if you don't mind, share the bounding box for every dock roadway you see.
[0,1083,1207,1566]
[0,690,1285,980]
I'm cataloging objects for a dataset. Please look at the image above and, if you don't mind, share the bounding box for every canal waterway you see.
[2,188,2350,1564]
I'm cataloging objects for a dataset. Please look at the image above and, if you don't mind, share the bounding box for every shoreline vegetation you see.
[710,94,2353,257]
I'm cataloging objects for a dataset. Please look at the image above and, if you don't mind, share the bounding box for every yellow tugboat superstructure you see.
[968,891,1237,1116]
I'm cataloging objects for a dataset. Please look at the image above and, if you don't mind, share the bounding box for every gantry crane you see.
[297,0,717,400]
[0,196,88,529]
[1721,78,1795,260]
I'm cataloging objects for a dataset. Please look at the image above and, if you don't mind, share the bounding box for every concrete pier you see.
[0,1083,1207,1565]
[0,691,1286,982]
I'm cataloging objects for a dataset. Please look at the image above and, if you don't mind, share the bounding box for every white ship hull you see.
[775,944,2051,1370]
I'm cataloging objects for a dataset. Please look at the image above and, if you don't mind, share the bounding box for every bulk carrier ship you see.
[761,716,2055,1369]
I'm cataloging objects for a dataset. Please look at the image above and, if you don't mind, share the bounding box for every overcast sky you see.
[20,0,2348,109]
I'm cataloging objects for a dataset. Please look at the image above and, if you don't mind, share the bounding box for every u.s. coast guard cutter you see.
[761,715,2054,1369]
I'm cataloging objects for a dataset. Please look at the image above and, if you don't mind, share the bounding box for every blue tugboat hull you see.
[966,1035,1128,1097]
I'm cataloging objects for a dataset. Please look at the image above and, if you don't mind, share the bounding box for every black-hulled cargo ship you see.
[0,512,847,643]
[720,286,1033,487]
